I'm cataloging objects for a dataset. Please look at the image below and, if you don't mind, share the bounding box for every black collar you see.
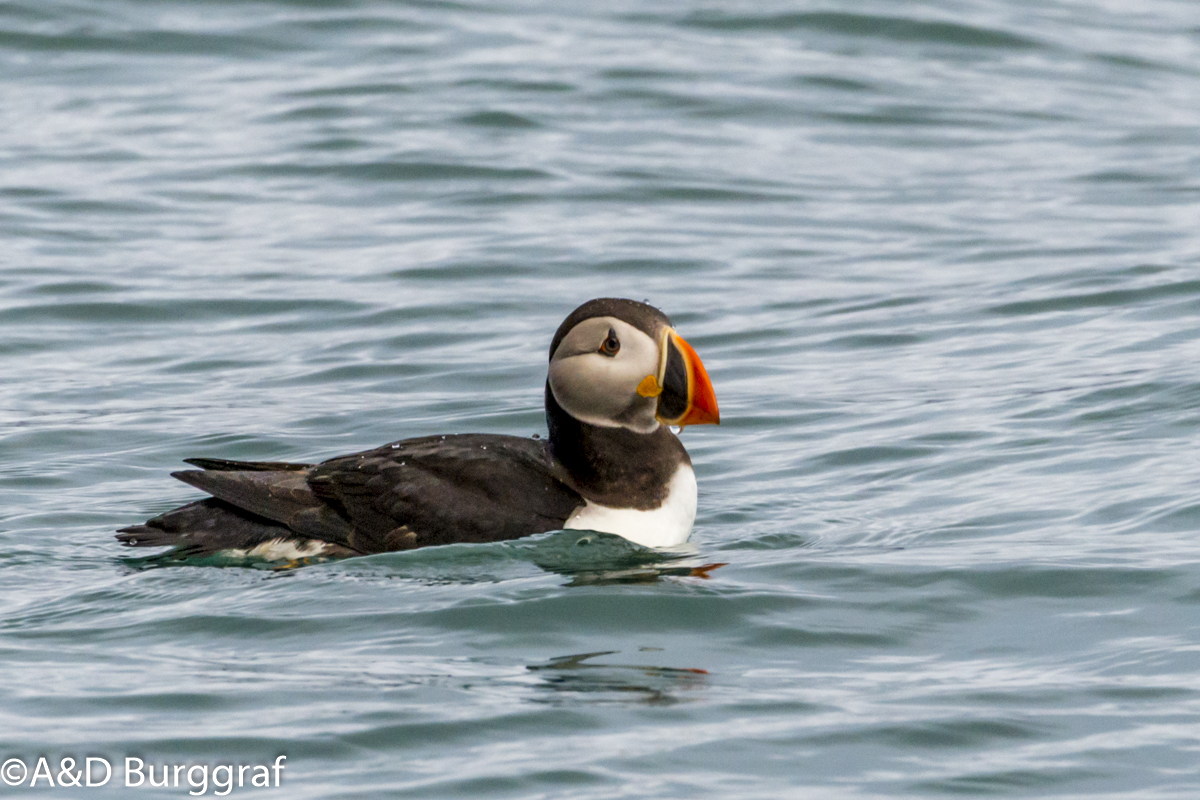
[545,383,688,510]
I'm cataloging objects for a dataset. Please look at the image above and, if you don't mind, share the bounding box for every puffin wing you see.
[115,497,360,559]
[118,435,582,557]
[117,454,362,557]
[307,434,584,553]
[168,467,357,547]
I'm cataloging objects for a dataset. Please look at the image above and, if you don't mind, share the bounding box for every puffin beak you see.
[653,329,720,429]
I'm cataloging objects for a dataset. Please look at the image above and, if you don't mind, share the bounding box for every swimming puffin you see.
[117,298,719,560]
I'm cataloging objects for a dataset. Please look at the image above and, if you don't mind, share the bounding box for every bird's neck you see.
[545,382,688,510]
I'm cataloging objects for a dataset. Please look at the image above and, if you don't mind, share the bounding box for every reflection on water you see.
[561,560,727,587]
[528,651,709,706]
[527,530,728,585]
[117,527,727,586]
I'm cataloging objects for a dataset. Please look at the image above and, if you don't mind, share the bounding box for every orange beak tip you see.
[679,345,719,427]
[659,329,720,428]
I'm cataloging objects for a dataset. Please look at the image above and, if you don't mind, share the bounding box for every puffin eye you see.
[599,328,620,357]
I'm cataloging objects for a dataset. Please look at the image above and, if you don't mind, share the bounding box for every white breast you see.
[564,464,697,548]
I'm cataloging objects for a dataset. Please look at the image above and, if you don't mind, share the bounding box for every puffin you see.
[117,298,719,561]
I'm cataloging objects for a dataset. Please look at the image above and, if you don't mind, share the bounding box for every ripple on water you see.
[3,0,1200,797]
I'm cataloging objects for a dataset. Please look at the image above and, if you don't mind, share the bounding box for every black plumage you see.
[118,435,584,557]
[545,384,688,510]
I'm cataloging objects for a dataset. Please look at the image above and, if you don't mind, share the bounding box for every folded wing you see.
[118,434,584,557]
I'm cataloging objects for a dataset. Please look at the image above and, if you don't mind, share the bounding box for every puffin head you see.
[547,298,719,434]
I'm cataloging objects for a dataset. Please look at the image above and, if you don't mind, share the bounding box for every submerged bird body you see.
[118,298,719,560]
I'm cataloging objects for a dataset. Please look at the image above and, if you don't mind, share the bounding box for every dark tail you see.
[116,498,296,555]
[183,458,311,472]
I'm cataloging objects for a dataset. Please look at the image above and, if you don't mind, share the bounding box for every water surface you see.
[3,0,1200,797]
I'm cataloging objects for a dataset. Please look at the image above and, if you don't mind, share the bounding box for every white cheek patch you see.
[549,317,660,429]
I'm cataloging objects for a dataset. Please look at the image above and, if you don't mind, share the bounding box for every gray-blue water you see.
[3,0,1200,797]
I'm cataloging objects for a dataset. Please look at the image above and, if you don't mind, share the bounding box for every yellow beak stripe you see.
[636,375,663,397]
